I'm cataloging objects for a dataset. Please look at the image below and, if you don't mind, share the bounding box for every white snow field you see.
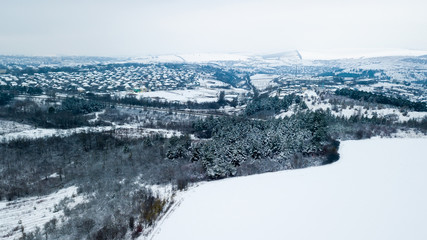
[250,74,279,91]
[0,123,182,143]
[0,186,84,240]
[151,138,427,240]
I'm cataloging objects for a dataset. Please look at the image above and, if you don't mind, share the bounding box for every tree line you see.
[87,91,237,110]
[0,97,107,129]
[335,88,427,112]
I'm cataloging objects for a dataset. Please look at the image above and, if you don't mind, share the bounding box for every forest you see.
[0,97,107,129]
[335,88,427,112]
[244,93,305,117]
[191,111,339,178]
[1,91,426,239]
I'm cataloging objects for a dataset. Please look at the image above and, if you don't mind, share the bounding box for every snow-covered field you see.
[125,86,246,104]
[0,120,33,135]
[151,138,427,240]
[0,186,84,240]
[0,123,182,143]
[137,88,220,103]
[300,90,427,122]
[250,74,279,91]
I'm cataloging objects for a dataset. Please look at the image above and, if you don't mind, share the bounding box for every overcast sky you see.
[1,0,426,56]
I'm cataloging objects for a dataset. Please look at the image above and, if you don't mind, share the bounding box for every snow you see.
[138,89,219,103]
[0,128,59,142]
[0,186,84,240]
[132,53,250,63]
[390,129,427,138]
[114,127,182,139]
[274,108,295,119]
[151,138,427,240]
[130,50,426,65]
[133,183,174,201]
[250,74,279,91]
[0,123,183,143]
[300,48,427,60]
[129,87,246,104]
[0,120,33,135]
[198,79,229,88]
[46,172,60,179]
[300,90,427,122]
[87,109,105,123]
[178,53,250,63]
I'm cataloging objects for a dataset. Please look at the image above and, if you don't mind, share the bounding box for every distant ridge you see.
[299,49,427,60]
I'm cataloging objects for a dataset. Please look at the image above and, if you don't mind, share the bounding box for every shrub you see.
[128,216,135,230]
[177,178,189,191]
[323,140,340,164]
[140,196,165,226]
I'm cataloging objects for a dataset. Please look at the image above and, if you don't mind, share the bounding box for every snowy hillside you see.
[300,48,427,60]
[0,186,84,240]
[249,74,279,91]
[0,123,182,143]
[298,90,427,122]
[151,138,427,240]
